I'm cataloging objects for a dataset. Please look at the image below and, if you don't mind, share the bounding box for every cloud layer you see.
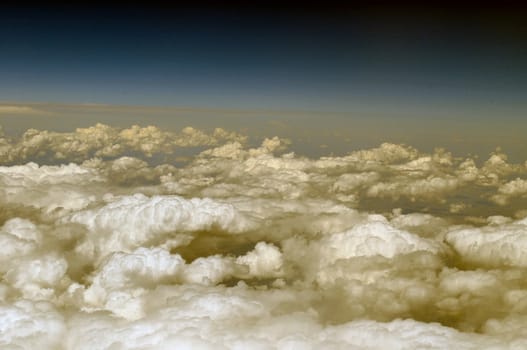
[1,123,527,349]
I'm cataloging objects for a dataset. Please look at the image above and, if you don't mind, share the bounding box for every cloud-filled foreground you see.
[1,123,527,349]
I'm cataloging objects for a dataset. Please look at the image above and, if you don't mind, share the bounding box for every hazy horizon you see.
[2,100,526,163]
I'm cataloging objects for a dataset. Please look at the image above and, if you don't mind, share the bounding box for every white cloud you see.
[0,218,42,269]
[492,177,527,205]
[0,300,65,349]
[317,218,442,263]
[446,216,527,267]
[0,123,246,163]
[63,194,256,261]
[236,242,284,278]
[0,123,526,348]
[0,162,102,215]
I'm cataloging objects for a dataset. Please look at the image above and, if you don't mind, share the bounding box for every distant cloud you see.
[0,123,247,162]
[0,105,46,115]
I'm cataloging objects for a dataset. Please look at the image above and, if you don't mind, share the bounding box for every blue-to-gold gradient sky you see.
[1,2,526,159]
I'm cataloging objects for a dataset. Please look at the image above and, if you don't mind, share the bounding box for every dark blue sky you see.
[1,3,527,114]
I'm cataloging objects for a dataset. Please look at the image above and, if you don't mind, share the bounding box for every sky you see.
[1,3,526,112]
[0,3,526,159]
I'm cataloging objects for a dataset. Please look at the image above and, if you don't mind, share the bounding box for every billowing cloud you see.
[0,123,526,349]
[64,193,257,261]
[0,162,102,216]
[0,123,246,163]
[492,177,527,205]
[446,216,527,267]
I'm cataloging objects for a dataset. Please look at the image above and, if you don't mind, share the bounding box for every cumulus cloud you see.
[0,123,526,349]
[492,178,527,205]
[0,218,42,269]
[317,219,442,262]
[0,162,102,216]
[0,123,246,163]
[63,194,257,262]
[0,300,65,349]
[446,216,527,267]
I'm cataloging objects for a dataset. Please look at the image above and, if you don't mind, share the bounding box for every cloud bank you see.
[0,123,526,349]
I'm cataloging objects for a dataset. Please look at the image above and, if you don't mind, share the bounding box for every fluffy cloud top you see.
[0,123,246,163]
[64,194,256,261]
[0,123,526,349]
[446,217,527,267]
[317,219,442,264]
